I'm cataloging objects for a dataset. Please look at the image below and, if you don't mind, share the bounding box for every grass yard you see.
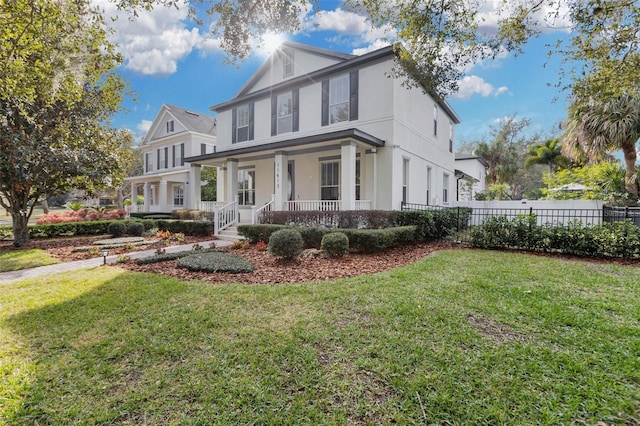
[1,249,639,424]
[0,249,59,272]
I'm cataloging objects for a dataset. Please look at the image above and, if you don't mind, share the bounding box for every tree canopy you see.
[112,0,639,100]
[0,0,128,245]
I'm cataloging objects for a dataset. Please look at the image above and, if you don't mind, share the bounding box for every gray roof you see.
[455,153,488,167]
[165,104,217,135]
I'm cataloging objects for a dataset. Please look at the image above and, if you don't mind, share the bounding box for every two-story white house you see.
[455,153,488,201]
[185,41,460,226]
[127,104,217,213]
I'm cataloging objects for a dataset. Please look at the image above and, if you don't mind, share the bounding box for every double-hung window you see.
[173,185,184,206]
[167,120,174,133]
[282,48,294,78]
[173,143,184,167]
[322,71,358,126]
[320,161,340,200]
[236,105,250,143]
[157,147,168,169]
[402,159,409,203]
[433,104,438,137]
[443,173,450,204]
[145,152,153,173]
[277,92,293,134]
[238,170,255,206]
[329,74,350,124]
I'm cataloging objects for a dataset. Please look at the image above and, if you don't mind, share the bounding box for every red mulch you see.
[3,235,638,284]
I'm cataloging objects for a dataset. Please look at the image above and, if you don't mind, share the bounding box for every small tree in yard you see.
[0,0,127,246]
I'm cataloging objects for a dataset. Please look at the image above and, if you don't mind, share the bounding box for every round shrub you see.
[107,221,126,238]
[126,221,145,236]
[268,228,303,260]
[321,232,350,257]
[177,251,254,273]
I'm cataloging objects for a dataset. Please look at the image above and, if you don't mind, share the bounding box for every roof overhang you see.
[184,128,385,165]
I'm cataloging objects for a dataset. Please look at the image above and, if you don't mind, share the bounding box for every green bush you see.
[107,221,127,238]
[137,248,217,265]
[260,210,397,228]
[342,226,416,253]
[321,232,350,257]
[268,228,304,260]
[75,220,110,236]
[156,219,213,236]
[470,216,640,259]
[0,226,13,240]
[297,226,330,248]
[238,224,288,243]
[126,221,145,236]
[177,251,254,273]
[396,208,471,241]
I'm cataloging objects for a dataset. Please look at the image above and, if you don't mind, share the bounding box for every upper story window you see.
[443,173,450,204]
[277,92,293,134]
[173,143,184,167]
[157,147,168,169]
[321,70,358,126]
[167,120,174,133]
[200,143,214,155]
[232,103,254,143]
[329,74,350,124]
[282,48,294,78]
[433,104,438,137]
[145,152,153,173]
[449,121,454,152]
[271,90,299,135]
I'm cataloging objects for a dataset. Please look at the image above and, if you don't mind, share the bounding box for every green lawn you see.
[1,250,639,424]
[0,249,59,272]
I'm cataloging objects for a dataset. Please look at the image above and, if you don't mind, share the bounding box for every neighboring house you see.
[126,104,217,213]
[184,41,460,228]
[454,153,488,201]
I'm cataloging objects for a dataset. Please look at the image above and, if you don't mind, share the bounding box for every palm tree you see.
[524,138,570,173]
[562,95,640,197]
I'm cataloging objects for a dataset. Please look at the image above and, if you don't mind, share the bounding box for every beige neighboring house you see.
[454,153,488,201]
[126,104,217,213]
[181,41,461,232]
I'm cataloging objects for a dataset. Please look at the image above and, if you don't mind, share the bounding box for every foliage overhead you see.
[562,94,640,198]
[0,0,128,245]
[524,138,570,173]
[112,0,639,100]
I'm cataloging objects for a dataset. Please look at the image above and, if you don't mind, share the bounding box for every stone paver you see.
[0,239,231,284]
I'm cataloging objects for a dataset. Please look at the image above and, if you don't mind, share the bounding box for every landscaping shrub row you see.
[238,224,417,253]
[0,219,213,240]
[470,214,640,259]
[251,207,469,244]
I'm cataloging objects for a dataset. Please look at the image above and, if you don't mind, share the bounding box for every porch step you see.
[216,225,245,242]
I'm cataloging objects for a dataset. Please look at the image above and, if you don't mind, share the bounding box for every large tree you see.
[0,0,128,246]
[524,138,570,173]
[562,95,640,198]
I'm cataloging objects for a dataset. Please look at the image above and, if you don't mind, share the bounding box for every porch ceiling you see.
[185,128,385,167]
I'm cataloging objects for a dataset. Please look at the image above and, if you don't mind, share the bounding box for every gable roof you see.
[210,42,460,124]
[233,41,355,98]
[142,104,217,146]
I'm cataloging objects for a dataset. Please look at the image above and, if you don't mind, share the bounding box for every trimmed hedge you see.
[260,209,397,229]
[321,232,349,257]
[268,229,304,260]
[126,221,145,236]
[177,251,255,273]
[470,215,640,259]
[0,219,211,240]
[108,221,127,237]
[239,224,417,253]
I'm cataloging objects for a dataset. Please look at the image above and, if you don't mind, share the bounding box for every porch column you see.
[217,167,225,202]
[341,140,357,210]
[143,183,150,212]
[130,183,137,211]
[158,179,168,211]
[274,151,288,211]
[225,159,238,203]
[186,164,201,210]
[366,148,378,209]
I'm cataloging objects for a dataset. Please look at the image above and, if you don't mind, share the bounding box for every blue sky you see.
[101,0,574,147]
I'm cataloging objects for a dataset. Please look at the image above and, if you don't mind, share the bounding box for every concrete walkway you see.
[0,239,232,284]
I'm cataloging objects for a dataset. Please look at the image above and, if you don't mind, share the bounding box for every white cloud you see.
[451,75,509,100]
[475,0,572,37]
[137,119,153,134]
[94,0,216,76]
[352,39,391,55]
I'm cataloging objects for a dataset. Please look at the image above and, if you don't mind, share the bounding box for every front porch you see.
[188,128,385,234]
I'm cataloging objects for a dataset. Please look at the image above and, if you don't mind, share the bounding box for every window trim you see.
[237,169,256,206]
[282,48,294,78]
[173,185,184,206]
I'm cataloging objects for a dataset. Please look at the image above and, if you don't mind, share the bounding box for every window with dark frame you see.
[237,170,256,206]
[167,120,174,133]
[320,161,339,200]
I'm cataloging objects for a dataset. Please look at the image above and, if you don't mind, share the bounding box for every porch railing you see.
[214,199,238,234]
[285,200,372,211]
[252,195,275,224]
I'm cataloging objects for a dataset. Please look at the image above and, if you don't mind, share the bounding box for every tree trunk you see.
[622,144,638,198]
[11,211,30,247]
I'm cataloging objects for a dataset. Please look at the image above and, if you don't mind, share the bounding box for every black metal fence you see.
[400,202,640,243]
